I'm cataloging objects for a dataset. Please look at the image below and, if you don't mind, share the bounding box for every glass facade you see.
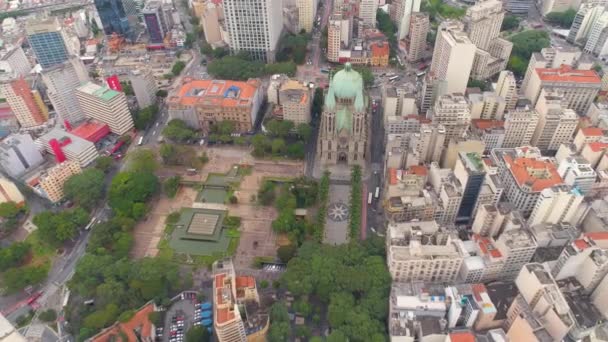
[28,31,68,69]
[94,0,137,42]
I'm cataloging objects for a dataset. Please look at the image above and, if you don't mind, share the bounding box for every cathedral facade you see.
[317,63,368,167]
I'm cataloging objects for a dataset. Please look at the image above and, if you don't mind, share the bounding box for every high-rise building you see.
[386,220,466,283]
[502,107,539,148]
[430,21,476,94]
[296,0,317,32]
[223,0,283,62]
[278,80,311,124]
[0,177,24,205]
[410,123,445,163]
[406,13,429,63]
[327,14,351,63]
[429,94,471,146]
[491,147,564,217]
[201,1,227,48]
[454,152,486,224]
[168,78,263,133]
[129,69,158,109]
[392,0,421,39]
[463,0,504,50]
[25,18,70,69]
[76,82,135,135]
[552,234,608,293]
[471,202,520,237]
[531,89,579,152]
[37,128,99,167]
[592,267,608,318]
[528,185,583,227]
[524,65,601,114]
[94,0,139,42]
[494,229,537,280]
[0,46,31,77]
[358,0,377,27]
[39,161,82,203]
[521,47,582,92]
[468,92,506,120]
[557,157,597,194]
[41,57,89,125]
[0,76,48,128]
[541,0,580,16]
[0,133,44,178]
[568,4,606,45]
[504,0,533,13]
[495,70,518,110]
[143,0,169,44]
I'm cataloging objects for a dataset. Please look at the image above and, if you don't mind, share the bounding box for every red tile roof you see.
[581,127,604,137]
[536,65,601,84]
[169,78,260,108]
[235,276,255,289]
[472,119,504,130]
[406,165,428,176]
[587,142,608,152]
[449,331,476,342]
[474,234,502,258]
[585,232,608,241]
[389,168,398,185]
[503,155,563,192]
[370,42,389,57]
[91,303,155,342]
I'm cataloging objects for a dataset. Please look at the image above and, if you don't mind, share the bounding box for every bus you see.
[388,76,399,81]
[374,187,380,199]
[368,193,373,204]
[137,136,144,146]
[416,71,426,78]
[84,217,97,231]
[320,68,329,74]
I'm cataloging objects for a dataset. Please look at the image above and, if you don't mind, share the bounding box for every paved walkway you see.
[323,183,351,245]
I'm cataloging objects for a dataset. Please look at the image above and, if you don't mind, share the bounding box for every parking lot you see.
[160,293,199,342]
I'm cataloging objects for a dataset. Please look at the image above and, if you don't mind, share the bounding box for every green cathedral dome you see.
[325,63,365,112]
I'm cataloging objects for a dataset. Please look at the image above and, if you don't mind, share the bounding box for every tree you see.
[172,61,186,76]
[467,78,489,91]
[120,81,134,96]
[164,176,181,198]
[271,138,286,154]
[252,134,270,156]
[0,241,31,269]
[296,123,312,142]
[2,265,48,293]
[277,244,297,263]
[33,208,89,245]
[266,119,294,138]
[208,56,264,80]
[0,202,21,218]
[95,156,113,172]
[265,62,297,76]
[200,43,213,56]
[312,88,324,118]
[163,119,196,142]
[39,309,57,322]
[268,322,290,342]
[133,105,158,130]
[349,166,362,239]
[509,30,550,60]
[501,15,520,31]
[210,120,235,135]
[545,9,577,28]
[287,142,305,159]
[127,149,158,173]
[593,63,603,73]
[109,172,159,218]
[186,326,210,342]
[160,144,177,164]
[260,280,269,288]
[156,89,168,98]
[63,169,105,210]
[507,55,528,77]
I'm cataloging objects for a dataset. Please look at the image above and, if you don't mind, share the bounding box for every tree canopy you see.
[63,168,105,210]
[545,9,577,28]
[171,61,186,76]
[33,208,89,246]
[133,105,158,130]
[162,119,196,142]
[186,325,210,342]
[126,149,158,174]
[501,15,520,31]
[109,171,158,219]
[508,30,550,76]
[276,33,309,64]
[95,156,113,173]
[207,56,296,80]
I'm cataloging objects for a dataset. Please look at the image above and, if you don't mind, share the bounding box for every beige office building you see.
[495,70,518,110]
[463,0,504,50]
[358,0,377,27]
[0,177,25,205]
[502,108,539,148]
[528,185,583,227]
[201,1,227,47]
[406,13,429,63]
[297,0,317,32]
[41,56,89,125]
[468,91,506,120]
[430,21,476,94]
[278,80,311,124]
[129,69,158,109]
[39,161,82,203]
[386,220,466,283]
[430,94,471,146]
[531,89,578,152]
[0,76,48,128]
[76,82,134,135]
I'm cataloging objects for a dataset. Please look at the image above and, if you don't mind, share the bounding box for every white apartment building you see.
[327,14,351,62]
[0,75,48,128]
[296,0,317,33]
[494,228,538,280]
[541,0,581,16]
[568,4,606,45]
[0,133,44,178]
[40,57,89,125]
[382,84,418,120]
[584,11,608,55]
[386,220,466,283]
[524,65,601,114]
[429,94,471,145]
[0,46,31,77]
[223,0,283,63]
[39,161,82,203]
[471,202,523,237]
[463,0,504,50]
[592,270,608,318]
[521,47,582,91]
[37,128,99,167]
[557,157,597,194]
[532,89,578,152]
[491,146,564,217]
[129,69,157,109]
[391,0,421,39]
[358,0,377,27]
[502,108,539,148]
[278,80,311,124]
[528,185,583,227]
[468,92,506,120]
[406,13,429,62]
[410,123,445,164]
[76,82,135,135]
[553,235,608,294]
[573,127,607,152]
[495,70,518,110]
[430,21,476,95]
[429,163,464,224]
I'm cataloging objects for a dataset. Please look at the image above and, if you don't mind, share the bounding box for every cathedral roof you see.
[336,107,352,132]
[326,63,365,112]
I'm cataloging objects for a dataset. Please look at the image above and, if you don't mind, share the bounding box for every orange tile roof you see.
[587,142,608,152]
[582,127,604,137]
[216,307,235,324]
[472,119,504,130]
[573,239,592,251]
[91,303,155,342]
[472,284,488,303]
[474,234,502,258]
[585,232,608,241]
[503,155,563,192]
[535,65,601,84]
[407,165,428,176]
[370,42,389,57]
[169,78,260,108]
[449,331,476,342]
[389,168,398,185]
[235,276,255,289]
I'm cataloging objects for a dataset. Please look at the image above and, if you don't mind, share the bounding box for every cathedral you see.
[317,63,368,167]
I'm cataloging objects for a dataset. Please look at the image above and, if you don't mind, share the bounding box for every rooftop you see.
[535,65,601,84]
[581,127,605,137]
[472,119,505,130]
[90,303,156,342]
[77,82,121,101]
[38,128,96,156]
[169,78,260,108]
[485,282,518,320]
[502,154,563,192]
